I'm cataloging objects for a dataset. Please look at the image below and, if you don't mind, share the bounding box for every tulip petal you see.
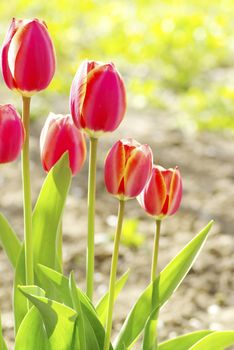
[104,140,125,195]
[82,63,126,132]
[168,167,182,215]
[0,104,24,163]
[138,167,167,216]
[40,114,86,176]
[1,18,20,89]
[124,145,152,198]
[70,60,91,128]
[8,19,55,93]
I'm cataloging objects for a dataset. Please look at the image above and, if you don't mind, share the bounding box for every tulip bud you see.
[40,113,86,176]
[1,18,56,96]
[70,60,126,137]
[0,104,25,163]
[104,138,153,200]
[138,165,182,219]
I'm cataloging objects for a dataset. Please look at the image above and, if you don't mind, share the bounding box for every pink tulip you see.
[104,138,153,200]
[40,113,86,176]
[138,165,182,219]
[0,104,25,163]
[1,18,56,96]
[70,60,126,137]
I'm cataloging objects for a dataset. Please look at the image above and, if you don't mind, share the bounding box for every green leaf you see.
[14,246,27,332]
[69,272,86,350]
[37,264,112,350]
[18,285,77,350]
[96,270,129,326]
[13,155,72,332]
[158,331,213,350]
[0,213,21,269]
[114,221,213,350]
[142,307,159,350]
[37,264,94,313]
[33,153,72,272]
[189,331,234,350]
[15,308,50,350]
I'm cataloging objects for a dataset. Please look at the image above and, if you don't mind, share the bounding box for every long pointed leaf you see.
[158,331,213,350]
[13,155,72,332]
[189,331,234,350]
[19,285,77,350]
[33,153,71,272]
[37,264,113,349]
[69,272,86,350]
[114,221,213,350]
[13,246,27,332]
[15,308,49,350]
[0,213,21,269]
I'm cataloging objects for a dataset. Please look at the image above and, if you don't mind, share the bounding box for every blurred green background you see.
[0,0,234,131]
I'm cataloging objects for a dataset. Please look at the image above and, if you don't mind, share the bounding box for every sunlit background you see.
[1,0,234,130]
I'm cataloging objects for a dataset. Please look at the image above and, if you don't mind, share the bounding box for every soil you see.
[0,107,234,349]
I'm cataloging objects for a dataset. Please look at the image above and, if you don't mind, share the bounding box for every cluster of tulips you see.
[0,17,233,350]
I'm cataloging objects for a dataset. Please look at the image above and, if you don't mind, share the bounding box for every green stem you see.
[104,200,125,350]
[149,219,162,350]
[151,220,161,282]
[86,137,98,301]
[21,96,34,291]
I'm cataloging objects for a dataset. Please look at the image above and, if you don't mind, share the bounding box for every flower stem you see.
[151,220,161,282]
[104,200,125,350]
[86,136,98,301]
[149,219,162,350]
[21,96,34,291]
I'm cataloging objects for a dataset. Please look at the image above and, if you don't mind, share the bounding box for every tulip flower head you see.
[1,18,56,96]
[104,138,153,200]
[138,165,182,219]
[40,113,86,176]
[0,104,25,163]
[70,60,126,137]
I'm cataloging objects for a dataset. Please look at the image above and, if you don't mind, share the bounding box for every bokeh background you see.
[0,0,234,349]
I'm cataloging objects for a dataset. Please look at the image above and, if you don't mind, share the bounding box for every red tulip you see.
[1,18,56,96]
[0,104,25,163]
[70,60,126,137]
[40,113,86,176]
[138,165,182,219]
[104,138,153,200]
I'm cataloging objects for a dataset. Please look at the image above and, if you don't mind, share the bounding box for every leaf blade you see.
[158,331,213,350]
[18,285,77,350]
[114,221,213,350]
[0,213,21,269]
[189,331,234,350]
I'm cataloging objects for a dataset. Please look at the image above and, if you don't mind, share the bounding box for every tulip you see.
[138,166,182,349]
[70,61,126,300]
[70,60,126,136]
[0,104,24,163]
[138,165,182,219]
[104,138,153,200]
[104,138,152,350]
[1,18,56,96]
[40,113,86,176]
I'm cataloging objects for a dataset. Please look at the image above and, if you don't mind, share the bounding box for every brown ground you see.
[0,107,234,349]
